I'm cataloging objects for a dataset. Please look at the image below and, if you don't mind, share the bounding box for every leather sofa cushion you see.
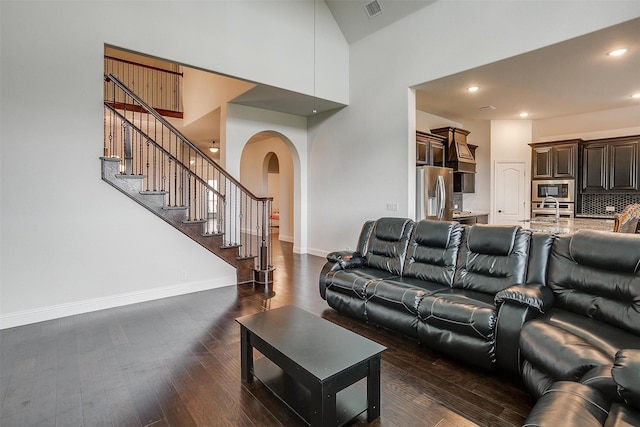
[612,349,640,410]
[417,289,496,339]
[523,381,610,427]
[322,267,398,299]
[403,220,463,286]
[467,224,518,256]
[548,234,640,336]
[454,226,531,294]
[520,310,640,382]
[365,217,414,275]
[607,403,640,427]
[569,230,640,274]
[365,277,448,315]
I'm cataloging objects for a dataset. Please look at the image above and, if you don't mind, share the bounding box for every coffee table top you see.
[236,306,386,381]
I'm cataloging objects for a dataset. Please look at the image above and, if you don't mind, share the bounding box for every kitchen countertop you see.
[452,211,488,219]
[519,218,615,234]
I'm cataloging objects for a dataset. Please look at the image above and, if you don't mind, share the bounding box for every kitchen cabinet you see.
[530,140,579,179]
[416,131,446,167]
[453,144,477,193]
[581,136,639,193]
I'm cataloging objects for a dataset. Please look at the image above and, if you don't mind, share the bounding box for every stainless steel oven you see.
[531,179,575,218]
[531,179,575,203]
[531,201,575,219]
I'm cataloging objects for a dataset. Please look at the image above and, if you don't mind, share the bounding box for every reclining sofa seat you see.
[523,350,640,426]
[319,217,414,322]
[517,230,640,399]
[416,223,532,370]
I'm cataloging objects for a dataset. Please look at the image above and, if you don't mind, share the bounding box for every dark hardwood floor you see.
[0,234,534,426]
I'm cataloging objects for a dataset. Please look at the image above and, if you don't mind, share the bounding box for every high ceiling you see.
[325,0,435,44]
[413,17,640,123]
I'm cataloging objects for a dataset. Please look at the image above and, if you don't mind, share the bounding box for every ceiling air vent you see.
[364,0,383,19]
[479,105,497,111]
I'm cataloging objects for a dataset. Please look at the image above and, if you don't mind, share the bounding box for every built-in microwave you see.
[531,179,575,203]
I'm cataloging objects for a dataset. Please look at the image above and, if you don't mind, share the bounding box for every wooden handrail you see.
[104,55,183,76]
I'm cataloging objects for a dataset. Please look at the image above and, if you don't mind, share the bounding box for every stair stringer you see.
[100,157,255,285]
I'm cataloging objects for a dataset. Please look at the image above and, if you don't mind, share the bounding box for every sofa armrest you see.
[612,349,640,410]
[494,284,554,374]
[326,251,364,269]
[494,284,554,313]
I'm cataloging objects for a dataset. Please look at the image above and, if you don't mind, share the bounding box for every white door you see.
[494,161,527,225]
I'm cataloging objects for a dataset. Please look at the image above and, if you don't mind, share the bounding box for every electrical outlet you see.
[605,206,616,212]
[181,271,188,281]
[386,202,398,212]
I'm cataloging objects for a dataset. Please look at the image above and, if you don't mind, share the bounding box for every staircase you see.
[102,73,273,286]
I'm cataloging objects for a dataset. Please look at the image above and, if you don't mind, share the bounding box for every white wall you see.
[307,1,640,255]
[0,0,347,327]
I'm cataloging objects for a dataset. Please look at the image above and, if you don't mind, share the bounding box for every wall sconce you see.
[209,140,219,153]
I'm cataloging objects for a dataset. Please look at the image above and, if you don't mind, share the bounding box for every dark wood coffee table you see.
[236,306,386,426]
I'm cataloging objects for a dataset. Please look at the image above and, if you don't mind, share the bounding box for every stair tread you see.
[140,191,168,195]
[162,206,188,211]
[182,220,207,224]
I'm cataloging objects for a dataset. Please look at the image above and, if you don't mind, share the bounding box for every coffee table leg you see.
[367,356,381,421]
[310,381,336,427]
[240,326,253,382]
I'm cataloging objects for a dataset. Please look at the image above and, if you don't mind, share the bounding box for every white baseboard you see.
[279,234,293,243]
[0,275,236,330]
[307,247,330,258]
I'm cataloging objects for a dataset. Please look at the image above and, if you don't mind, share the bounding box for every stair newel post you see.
[254,198,274,289]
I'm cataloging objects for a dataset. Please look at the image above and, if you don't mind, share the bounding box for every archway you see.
[239,132,295,244]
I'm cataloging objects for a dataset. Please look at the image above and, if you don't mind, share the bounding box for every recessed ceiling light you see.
[519,112,529,118]
[631,93,640,99]
[608,48,628,56]
[467,86,479,92]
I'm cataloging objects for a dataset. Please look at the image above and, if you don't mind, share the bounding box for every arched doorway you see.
[239,132,294,244]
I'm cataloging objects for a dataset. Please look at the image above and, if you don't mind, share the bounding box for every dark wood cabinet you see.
[609,140,638,190]
[531,140,578,179]
[582,143,607,191]
[416,131,447,167]
[532,146,552,178]
[581,136,639,193]
[453,144,477,193]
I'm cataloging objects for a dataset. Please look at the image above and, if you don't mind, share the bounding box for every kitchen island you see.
[520,217,614,234]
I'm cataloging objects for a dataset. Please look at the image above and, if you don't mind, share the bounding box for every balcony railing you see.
[104,55,183,117]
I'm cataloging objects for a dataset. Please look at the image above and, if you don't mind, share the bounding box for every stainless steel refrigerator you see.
[416,166,454,221]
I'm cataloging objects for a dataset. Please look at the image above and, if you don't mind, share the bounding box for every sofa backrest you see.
[547,230,640,336]
[364,217,414,275]
[526,233,556,286]
[454,224,531,294]
[402,220,464,287]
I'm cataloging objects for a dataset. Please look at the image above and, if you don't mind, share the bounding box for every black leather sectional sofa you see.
[318,217,640,426]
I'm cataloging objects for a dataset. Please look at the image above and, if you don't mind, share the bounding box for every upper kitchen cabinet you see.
[416,131,447,167]
[581,135,640,193]
[530,140,579,179]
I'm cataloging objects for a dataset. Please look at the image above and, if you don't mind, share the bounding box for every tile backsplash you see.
[453,193,463,211]
[580,194,640,216]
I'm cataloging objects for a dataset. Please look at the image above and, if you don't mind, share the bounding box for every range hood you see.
[430,127,476,173]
